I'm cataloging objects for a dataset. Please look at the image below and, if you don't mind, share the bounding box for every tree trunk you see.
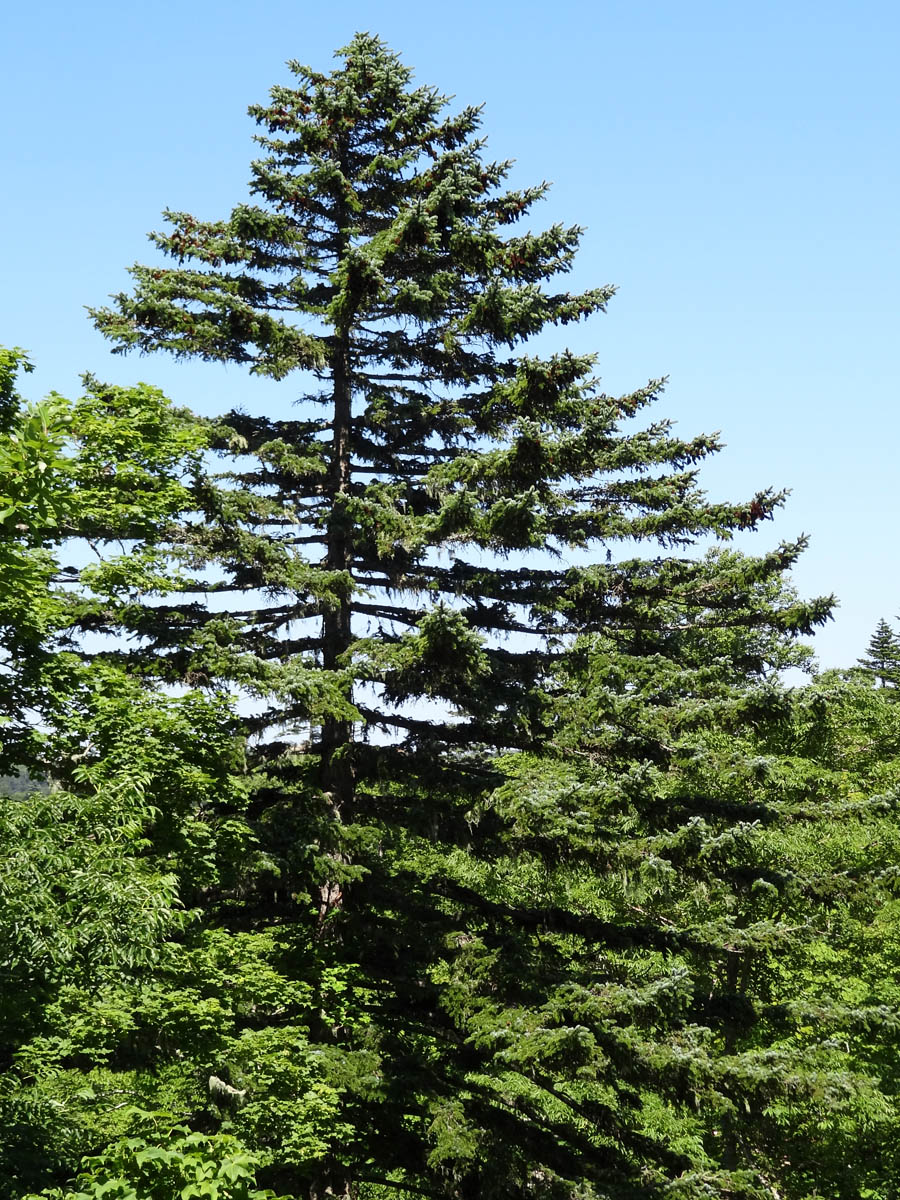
[310,1173,355,1200]
[318,328,354,924]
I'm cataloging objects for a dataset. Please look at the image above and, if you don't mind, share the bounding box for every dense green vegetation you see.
[2,34,899,1200]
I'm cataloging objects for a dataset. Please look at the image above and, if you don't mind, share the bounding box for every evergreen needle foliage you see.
[8,32,897,1200]
[857,617,900,690]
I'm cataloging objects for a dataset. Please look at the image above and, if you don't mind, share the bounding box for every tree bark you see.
[318,331,354,923]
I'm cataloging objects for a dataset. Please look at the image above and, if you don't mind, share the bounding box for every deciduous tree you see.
[0,352,258,1197]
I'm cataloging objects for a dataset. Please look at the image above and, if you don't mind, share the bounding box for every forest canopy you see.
[2,33,899,1200]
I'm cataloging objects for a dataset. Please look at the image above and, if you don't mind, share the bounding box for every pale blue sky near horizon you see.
[2,0,898,669]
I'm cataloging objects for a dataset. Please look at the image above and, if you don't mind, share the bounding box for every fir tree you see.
[69,33,859,1199]
[857,616,900,688]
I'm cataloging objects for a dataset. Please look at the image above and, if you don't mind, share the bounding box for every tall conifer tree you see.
[857,617,900,688]
[76,34,859,1200]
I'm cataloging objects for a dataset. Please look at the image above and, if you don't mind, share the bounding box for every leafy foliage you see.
[3,32,899,1200]
[28,1119,285,1200]
[0,353,266,1197]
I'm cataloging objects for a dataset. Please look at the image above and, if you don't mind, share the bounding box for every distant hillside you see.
[0,770,49,796]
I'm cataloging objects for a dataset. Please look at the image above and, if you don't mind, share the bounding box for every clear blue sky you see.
[3,0,898,669]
